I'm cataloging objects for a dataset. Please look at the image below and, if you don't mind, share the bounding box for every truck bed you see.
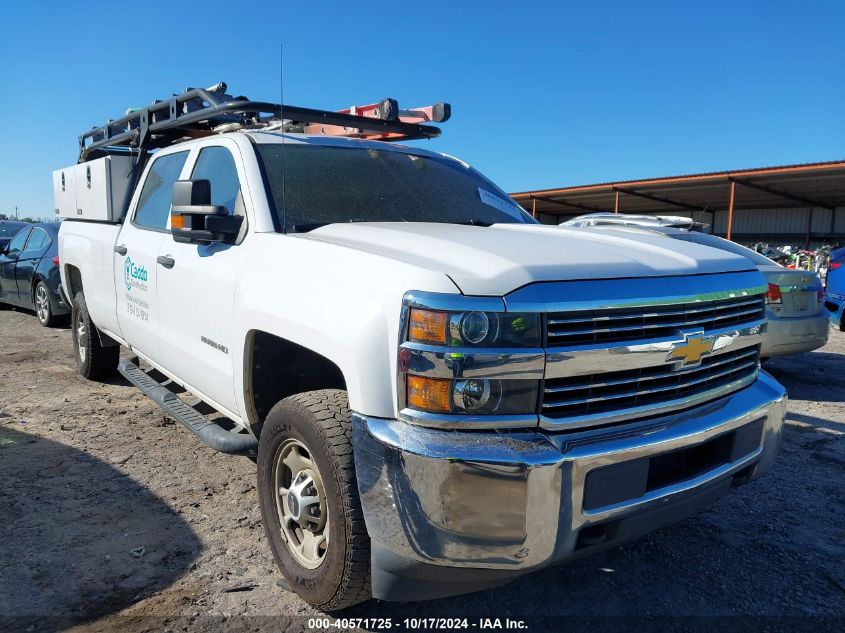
[58,220,123,341]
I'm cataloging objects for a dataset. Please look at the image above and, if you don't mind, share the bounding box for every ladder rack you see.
[79,82,448,163]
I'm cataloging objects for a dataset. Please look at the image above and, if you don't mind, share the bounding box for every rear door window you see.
[5,229,30,255]
[23,228,49,252]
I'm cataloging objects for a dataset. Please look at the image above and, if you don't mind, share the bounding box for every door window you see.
[190,147,241,214]
[5,229,30,255]
[24,228,49,252]
[134,151,190,230]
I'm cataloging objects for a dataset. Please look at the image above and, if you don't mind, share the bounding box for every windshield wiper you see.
[292,219,494,232]
[453,219,493,227]
[289,222,334,233]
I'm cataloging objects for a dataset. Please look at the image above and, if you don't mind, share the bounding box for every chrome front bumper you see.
[761,312,829,357]
[354,372,786,600]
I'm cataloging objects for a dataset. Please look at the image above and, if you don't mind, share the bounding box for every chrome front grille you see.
[542,345,761,419]
[546,295,766,346]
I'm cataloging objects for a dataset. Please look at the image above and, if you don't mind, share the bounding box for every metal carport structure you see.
[511,160,845,247]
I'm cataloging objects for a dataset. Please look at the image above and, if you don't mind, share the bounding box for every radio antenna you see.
[279,43,284,128]
[279,43,287,232]
[690,205,710,232]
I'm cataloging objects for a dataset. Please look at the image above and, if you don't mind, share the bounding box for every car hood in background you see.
[300,222,757,296]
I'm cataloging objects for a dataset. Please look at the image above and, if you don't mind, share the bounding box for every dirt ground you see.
[1,305,844,632]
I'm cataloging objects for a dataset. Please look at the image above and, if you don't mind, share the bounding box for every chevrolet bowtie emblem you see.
[668,335,715,367]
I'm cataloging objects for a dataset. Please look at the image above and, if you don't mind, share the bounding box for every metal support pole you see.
[805,207,814,249]
[614,190,620,213]
[531,196,537,219]
[726,181,735,241]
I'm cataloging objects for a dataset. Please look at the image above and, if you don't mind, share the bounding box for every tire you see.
[257,389,370,611]
[72,291,119,379]
[34,281,59,327]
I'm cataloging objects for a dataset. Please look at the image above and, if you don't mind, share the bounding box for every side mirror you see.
[170,180,243,245]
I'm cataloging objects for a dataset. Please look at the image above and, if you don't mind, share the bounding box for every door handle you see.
[114,244,128,255]
[156,255,175,269]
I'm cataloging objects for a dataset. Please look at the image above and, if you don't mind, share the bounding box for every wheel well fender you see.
[61,265,118,347]
[30,274,46,302]
[244,330,348,425]
[64,265,83,303]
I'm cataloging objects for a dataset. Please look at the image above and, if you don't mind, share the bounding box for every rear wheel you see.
[257,389,370,611]
[72,291,119,379]
[35,281,59,327]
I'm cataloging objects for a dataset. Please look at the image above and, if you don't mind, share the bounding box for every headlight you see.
[401,293,543,427]
[409,308,540,347]
[455,311,489,344]
[453,378,537,414]
[406,375,538,415]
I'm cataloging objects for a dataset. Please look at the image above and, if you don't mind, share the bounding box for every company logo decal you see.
[124,257,148,292]
[667,334,715,367]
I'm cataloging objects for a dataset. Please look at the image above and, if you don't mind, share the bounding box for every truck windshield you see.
[256,144,535,232]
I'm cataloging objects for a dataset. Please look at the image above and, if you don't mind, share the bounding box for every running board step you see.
[118,358,257,454]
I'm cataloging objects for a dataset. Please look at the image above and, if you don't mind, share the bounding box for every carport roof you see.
[511,160,845,217]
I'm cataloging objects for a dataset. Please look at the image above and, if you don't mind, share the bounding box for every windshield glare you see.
[256,144,534,231]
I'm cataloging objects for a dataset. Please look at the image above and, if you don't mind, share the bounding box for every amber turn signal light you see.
[170,213,186,229]
[409,308,448,344]
[406,375,451,413]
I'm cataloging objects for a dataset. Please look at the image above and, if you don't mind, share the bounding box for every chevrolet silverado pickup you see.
[56,84,787,610]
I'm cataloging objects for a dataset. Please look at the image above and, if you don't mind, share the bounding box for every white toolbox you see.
[53,155,136,222]
[52,166,76,218]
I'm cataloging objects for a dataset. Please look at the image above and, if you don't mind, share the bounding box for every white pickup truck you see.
[57,85,787,610]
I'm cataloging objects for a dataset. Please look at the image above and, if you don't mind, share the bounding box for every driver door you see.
[155,142,248,415]
[0,228,32,305]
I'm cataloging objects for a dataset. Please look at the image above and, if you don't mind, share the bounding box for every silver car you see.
[562,211,709,231]
[561,217,829,358]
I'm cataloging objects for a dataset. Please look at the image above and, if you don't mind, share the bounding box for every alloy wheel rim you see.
[36,285,49,323]
[273,438,329,569]
[76,317,87,363]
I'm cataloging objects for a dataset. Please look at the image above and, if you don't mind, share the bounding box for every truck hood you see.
[301,222,757,296]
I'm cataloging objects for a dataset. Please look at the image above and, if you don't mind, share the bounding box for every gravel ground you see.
[0,306,843,632]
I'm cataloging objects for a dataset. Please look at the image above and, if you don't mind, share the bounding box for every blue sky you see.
[1,0,843,218]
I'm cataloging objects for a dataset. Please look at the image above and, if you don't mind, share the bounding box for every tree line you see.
[0,213,55,223]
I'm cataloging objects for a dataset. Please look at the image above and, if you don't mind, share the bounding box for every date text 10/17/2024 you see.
[307,618,529,630]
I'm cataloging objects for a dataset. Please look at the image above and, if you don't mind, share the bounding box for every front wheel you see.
[72,291,119,379]
[257,389,370,611]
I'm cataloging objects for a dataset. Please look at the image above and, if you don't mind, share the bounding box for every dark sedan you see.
[0,222,69,327]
